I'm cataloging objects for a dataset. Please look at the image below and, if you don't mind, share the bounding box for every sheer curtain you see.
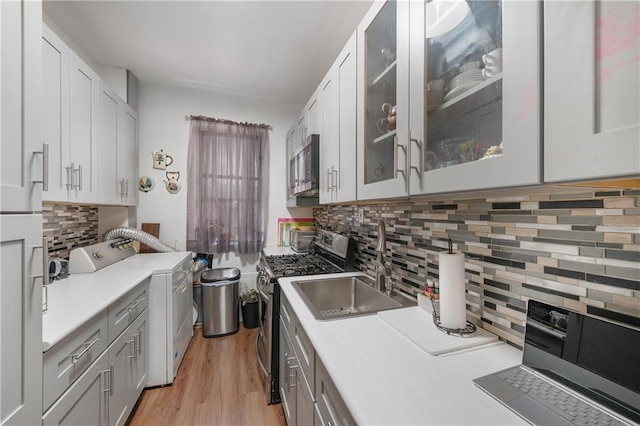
[186,118,270,254]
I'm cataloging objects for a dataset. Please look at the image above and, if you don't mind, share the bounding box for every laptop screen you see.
[523,300,640,422]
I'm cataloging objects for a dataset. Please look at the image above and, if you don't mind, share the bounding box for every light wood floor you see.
[128,326,286,426]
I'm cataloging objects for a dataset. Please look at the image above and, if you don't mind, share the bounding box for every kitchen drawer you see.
[171,259,192,291]
[108,280,149,343]
[316,355,355,426]
[43,310,109,412]
[43,346,109,426]
[280,291,296,339]
[292,320,314,398]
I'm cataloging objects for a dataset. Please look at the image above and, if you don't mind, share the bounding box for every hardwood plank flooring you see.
[128,326,286,426]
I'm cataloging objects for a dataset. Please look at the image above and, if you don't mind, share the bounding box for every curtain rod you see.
[185,115,273,130]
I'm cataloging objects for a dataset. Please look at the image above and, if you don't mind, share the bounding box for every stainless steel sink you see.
[291,276,404,321]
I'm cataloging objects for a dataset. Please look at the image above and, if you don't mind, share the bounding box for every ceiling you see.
[43,0,373,106]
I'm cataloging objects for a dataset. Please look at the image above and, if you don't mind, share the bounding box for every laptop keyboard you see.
[498,368,626,426]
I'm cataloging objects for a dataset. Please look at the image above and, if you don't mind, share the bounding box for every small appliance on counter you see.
[48,257,69,281]
[289,229,315,253]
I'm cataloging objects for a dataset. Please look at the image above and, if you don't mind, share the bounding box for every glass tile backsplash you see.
[314,187,640,348]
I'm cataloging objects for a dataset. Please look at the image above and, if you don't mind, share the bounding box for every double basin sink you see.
[291,275,405,321]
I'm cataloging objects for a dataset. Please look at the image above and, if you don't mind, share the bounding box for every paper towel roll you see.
[438,251,467,329]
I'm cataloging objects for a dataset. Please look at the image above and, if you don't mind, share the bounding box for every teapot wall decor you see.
[152,149,174,170]
[163,171,181,194]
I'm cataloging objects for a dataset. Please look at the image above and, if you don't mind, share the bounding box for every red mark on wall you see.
[595,2,640,83]
[516,85,537,120]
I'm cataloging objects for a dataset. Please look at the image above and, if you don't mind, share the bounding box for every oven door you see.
[255,273,280,404]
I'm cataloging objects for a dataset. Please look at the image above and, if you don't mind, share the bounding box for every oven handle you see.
[255,330,269,377]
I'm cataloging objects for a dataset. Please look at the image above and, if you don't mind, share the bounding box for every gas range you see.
[255,229,355,405]
[262,253,342,277]
[259,229,355,281]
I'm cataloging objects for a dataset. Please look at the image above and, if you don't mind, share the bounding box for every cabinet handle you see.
[126,333,140,361]
[332,169,338,191]
[127,297,145,313]
[74,164,82,190]
[32,143,49,191]
[286,357,298,391]
[393,136,407,179]
[34,237,50,312]
[126,337,137,360]
[70,336,100,363]
[66,163,74,190]
[36,236,50,287]
[101,364,114,396]
[125,179,129,198]
[409,134,422,177]
[135,332,141,356]
[327,168,333,193]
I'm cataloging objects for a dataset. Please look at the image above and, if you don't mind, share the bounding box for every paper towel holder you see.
[430,293,477,337]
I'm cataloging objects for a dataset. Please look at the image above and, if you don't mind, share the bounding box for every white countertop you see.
[278,273,526,425]
[100,251,192,274]
[42,270,152,352]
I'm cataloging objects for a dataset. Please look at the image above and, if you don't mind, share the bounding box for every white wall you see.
[137,82,312,271]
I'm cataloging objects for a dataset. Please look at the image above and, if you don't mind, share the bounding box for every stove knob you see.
[93,250,104,260]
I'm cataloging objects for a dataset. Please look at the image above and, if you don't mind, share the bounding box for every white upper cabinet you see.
[408,0,542,195]
[306,89,322,136]
[69,51,99,203]
[44,24,137,206]
[1,0,43,213]
[42,24,99,204]
[98,81,121,205]
[320,71,337,204]
[320,31,358,204]
[544,0,639,183]
[117,102,138,206]
[42,25,71,202]
[98,81,138,207]
[357,0,411,200]
[357,0,541,200]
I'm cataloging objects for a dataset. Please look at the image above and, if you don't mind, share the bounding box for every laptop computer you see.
[474,299,640,426]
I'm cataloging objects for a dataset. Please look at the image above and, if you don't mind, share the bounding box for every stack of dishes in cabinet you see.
[443,61,485,103]
[426,79,444,112]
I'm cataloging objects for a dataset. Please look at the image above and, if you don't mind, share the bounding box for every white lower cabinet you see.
[315,357,355,426]
[43,282,149,426]
[42,349,109,426]
[279,323,296,425]
[108,310,148,426]
[280,293,353,426]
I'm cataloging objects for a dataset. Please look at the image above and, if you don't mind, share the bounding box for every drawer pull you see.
[70,337,100,363]
[135,332,141,355]
[286,356,298,391]
[101,364,114,396]
[127,297,145,313]
[126,333,141,360]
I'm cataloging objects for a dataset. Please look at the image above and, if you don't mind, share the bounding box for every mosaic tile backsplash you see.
[314,187,640,348]
[43,203,99,259]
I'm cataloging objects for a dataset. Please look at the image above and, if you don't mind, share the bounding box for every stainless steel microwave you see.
[289,134,319,197]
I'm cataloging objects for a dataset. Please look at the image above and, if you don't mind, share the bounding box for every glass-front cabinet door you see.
[357,0,410,200]
[409,0,542,195]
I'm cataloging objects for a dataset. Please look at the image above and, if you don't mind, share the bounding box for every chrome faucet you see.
[375,220,392,294]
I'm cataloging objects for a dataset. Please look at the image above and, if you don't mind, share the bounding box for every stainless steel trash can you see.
[201,268,240,337]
